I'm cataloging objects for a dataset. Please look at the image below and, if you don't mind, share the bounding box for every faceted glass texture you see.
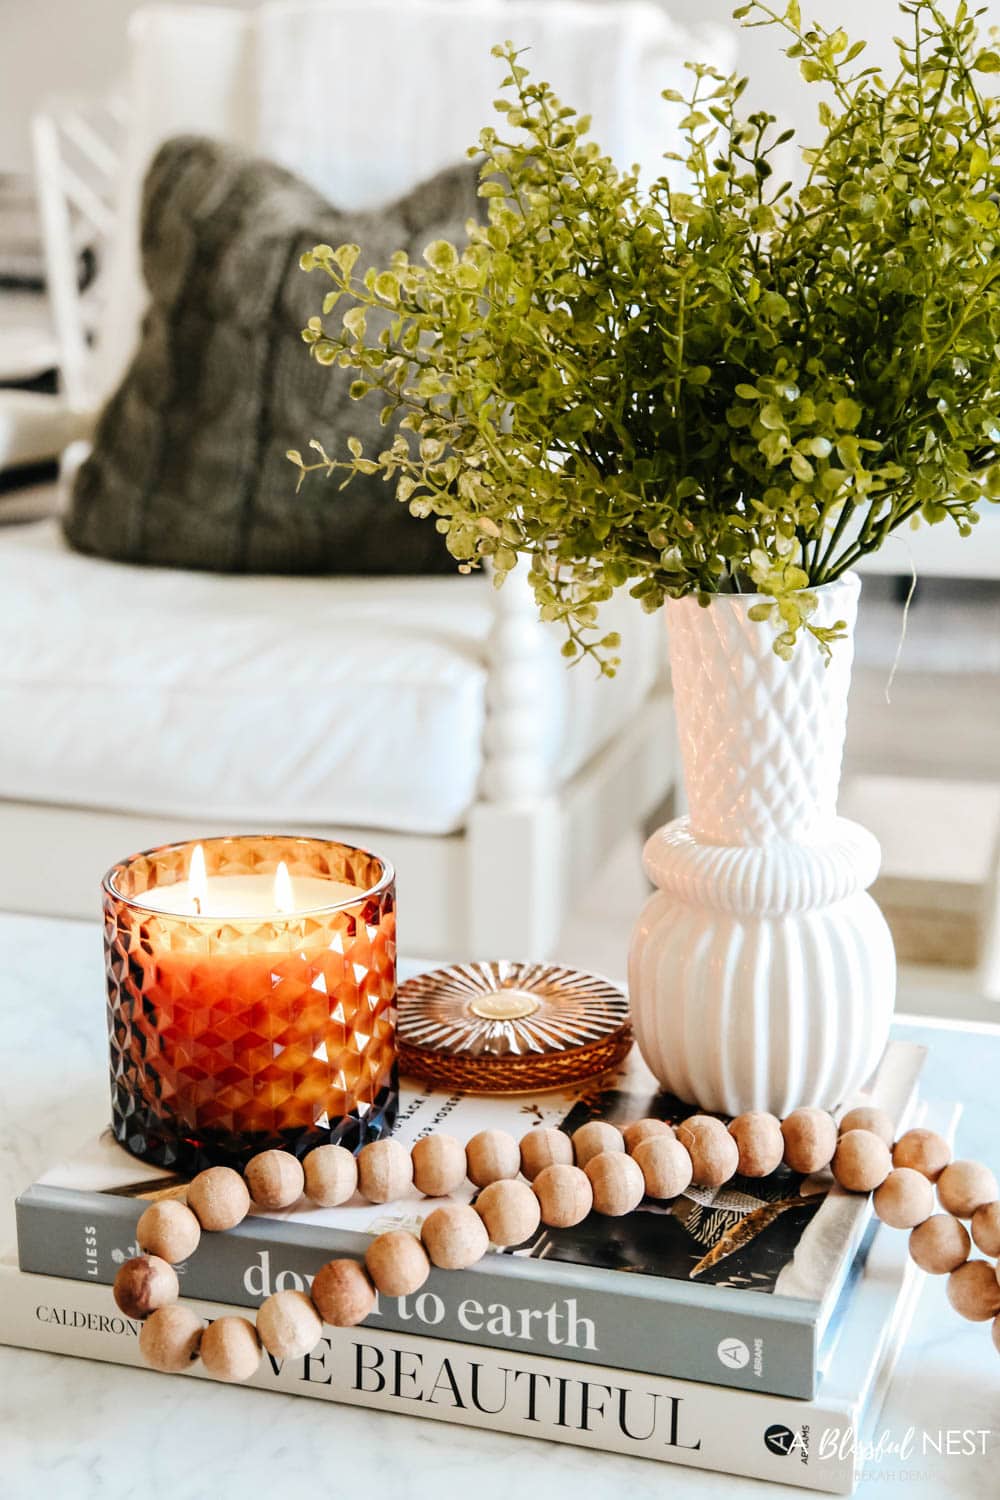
[104,836,397,1172]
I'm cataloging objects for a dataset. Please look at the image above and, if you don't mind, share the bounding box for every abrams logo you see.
[765,1423,810,1464]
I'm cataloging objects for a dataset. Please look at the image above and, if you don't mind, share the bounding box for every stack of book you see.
[2,1040,938,1495]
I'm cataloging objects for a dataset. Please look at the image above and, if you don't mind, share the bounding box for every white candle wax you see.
[135,874,363,919]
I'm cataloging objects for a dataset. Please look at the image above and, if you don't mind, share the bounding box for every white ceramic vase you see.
[628,573,895,1115]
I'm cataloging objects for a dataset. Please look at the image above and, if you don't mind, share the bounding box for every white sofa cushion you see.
[0,521,661,834]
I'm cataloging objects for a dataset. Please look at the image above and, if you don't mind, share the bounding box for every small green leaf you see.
[423,239,459,272]
[834,398,862,430]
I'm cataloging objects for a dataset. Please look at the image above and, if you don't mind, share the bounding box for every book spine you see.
[15,1187,818,1398]
[0,1262,857,1494]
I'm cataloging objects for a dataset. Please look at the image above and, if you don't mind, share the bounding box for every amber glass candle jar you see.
[103,836,397,1172]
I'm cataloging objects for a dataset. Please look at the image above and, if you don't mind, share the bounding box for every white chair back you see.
[39,0,732,413]
[31,94,127,412]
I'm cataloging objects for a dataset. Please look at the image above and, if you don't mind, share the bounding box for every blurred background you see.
[1,0,998,1018]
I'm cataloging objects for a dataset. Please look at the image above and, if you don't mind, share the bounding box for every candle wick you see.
[192,896,202,916]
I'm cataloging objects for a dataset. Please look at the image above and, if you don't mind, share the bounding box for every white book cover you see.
[0,1209,924,1497]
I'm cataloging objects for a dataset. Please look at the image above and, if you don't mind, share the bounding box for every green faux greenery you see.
[292,1,1000,665]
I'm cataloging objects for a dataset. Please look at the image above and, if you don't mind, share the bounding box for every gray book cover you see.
[16,1039,925,1399]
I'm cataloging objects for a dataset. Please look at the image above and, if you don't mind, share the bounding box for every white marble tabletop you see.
[0,912,997,1500]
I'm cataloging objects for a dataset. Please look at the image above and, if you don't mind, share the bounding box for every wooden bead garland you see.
[365,1230,430,1297]
[909,1214,971,1275]
[113,1254,179,1319]
[245,1149,305,1211]
[531,1163,592,1227]
[946,1260,1000,1322]
[971,1201,1000,1258]
[892,1128,951,1183]
[256,1289,323,1359]
[475,1179,542,1245]
[872,1167,934,1230]
[465,1130,520,1187]
[832,1129,892,1192]
[571,1120,624,1168]
[585,1150,644,1217]
[633,1133,694,1200]
[937,1160,999,1219]
[621,1118,672,1155]
[780,1108,837,1176]
[139,1304,204,1372]
[676,1115,739,1188]
[311,1258,377,1327]
[186,1166,250,1231]
[303,1143,358,1207]
[519,1126,575,1181]
[838,1105,895,1147]
[421,1203,489,1268]
[357,1139,413,1203]
[136,1199,201,1263]
[728,1112,784,1178]
[412,1133,468,1197]
[200,1316,262,1382]
[114,1104,1000,1385]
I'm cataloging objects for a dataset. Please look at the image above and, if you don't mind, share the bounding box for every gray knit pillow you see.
[63,136,481,573]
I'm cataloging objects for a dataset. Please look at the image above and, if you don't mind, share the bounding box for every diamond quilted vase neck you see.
[665,575,860,847]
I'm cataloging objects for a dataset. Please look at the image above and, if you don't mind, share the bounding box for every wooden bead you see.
[136,1199,201,1263]
[256,1289,323,1358]
[365,1231,430,1297]
[971,1201,1000,1257]
[532,1164,593,1227]
[245,1150,305,1210]
[476,1179,541,1246]
[622,1119,672,1155]
[676,1115,739,1188]
[187,1166,250,1231]
[357,1139,413,1203]
[781,1108,837,1176]
[200,1316,261,1382]
[874,1167,935,1229]
[421,1203,490,1268]
[572,1120,624,1168]
[303,1144,358,1207]
[113,1255,179,1319]
[412,1134,467,1197]
[892,1128,951,1183]
[466,1130,520,1187]
[831,1129,891,1192]
[311,1259,376,1327]
[585,1150,645,1216]
[838,1105,894,1147]
[908,1214,971,1275]
[633,1135,693,1200]
[937,1160,999,1219]
[728,1113,784,1178]
[946,1260,1000,1322]
[138,1304,203,1372]
[519,1127,574,1181]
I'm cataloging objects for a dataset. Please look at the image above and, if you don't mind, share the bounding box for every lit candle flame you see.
[273,860,294,914]
[189,843,207,915]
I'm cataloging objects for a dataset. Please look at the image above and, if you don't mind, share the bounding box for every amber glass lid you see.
[398,960,631,1092]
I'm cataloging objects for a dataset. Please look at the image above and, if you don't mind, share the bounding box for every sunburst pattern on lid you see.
[398,960,631,1092]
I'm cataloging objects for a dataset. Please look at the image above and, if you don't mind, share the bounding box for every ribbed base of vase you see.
[629,890,895,1114]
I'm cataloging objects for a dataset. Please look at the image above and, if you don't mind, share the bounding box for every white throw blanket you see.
[96,0,731,403]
